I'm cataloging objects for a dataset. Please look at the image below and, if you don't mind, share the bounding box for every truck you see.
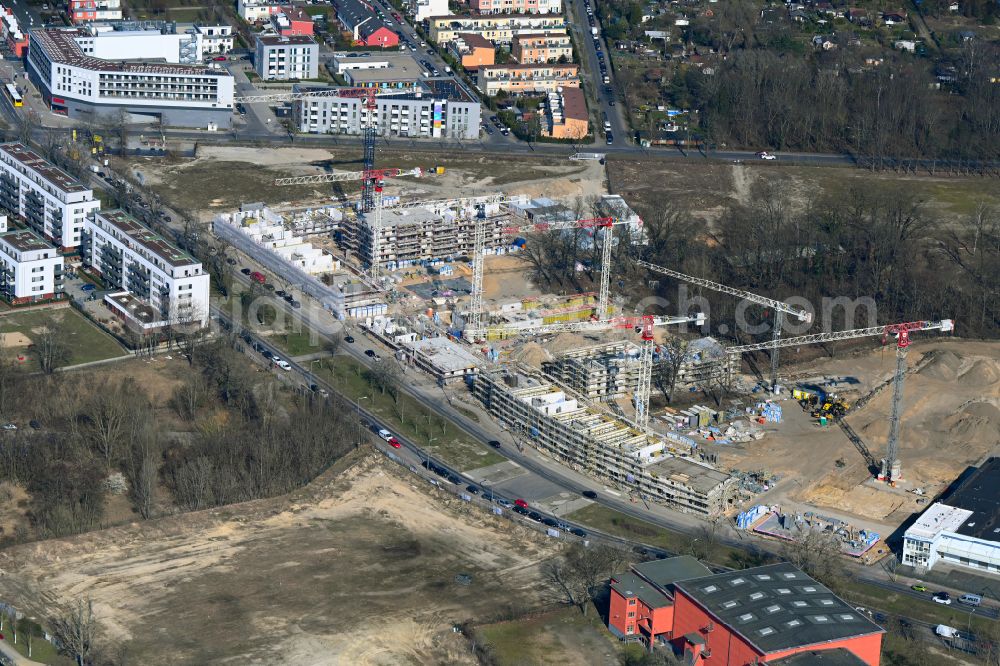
[591,26,599,36]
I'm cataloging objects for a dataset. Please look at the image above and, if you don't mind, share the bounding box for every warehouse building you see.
[295,81,480,139]
[84,210,210,328]
[27,28,234,128]
[474,365,736,515]
[0,142,101,251]
[902,457,1000,575]
[0,227,65,304]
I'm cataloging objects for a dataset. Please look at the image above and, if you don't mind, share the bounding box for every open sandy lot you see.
[0,454,561,666]
[712,338,1000,529]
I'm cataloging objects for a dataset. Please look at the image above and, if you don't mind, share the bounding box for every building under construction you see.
[343,197,516,270]
[541,337,738,400]
[474,364,736,516]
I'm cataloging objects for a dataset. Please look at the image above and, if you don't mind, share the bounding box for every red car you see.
[213,56,227,61]
[250,271,266,284]
[514,498,528,509]
[388,437,401,448]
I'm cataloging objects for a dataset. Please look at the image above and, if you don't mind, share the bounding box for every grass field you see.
[476,605,625,666]
[0,307,127,371]
[1,632,67,665]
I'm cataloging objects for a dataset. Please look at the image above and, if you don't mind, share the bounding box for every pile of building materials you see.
[759,402,783,423]
[738,504,882,558]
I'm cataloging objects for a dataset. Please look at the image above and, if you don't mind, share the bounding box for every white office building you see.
[0,228,64,304]
[74,22,205,63]
[255,34,319,81]
[0,142,101,251]
[413,0,449,21]
[902,457,1000,575]
[27,27,234,128]
[85,209,210,328]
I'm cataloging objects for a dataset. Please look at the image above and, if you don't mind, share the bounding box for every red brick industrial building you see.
[609,559,884,665]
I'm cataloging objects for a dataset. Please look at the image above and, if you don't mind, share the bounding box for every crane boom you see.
[726,319,953,354]
[466,313,705,340]
[636,259,813,323]
[274,167,422,186]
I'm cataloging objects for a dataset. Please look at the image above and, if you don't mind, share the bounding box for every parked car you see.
[465,484,480,495]
[365,349,377,357]
[581,490,597,499]
[570,527,587,537]
[514,498,529,508]
[29,420,40,430]
[213,55,227,61]
[606,132,614,145]
[757,151,777,160]
[250,271,266,284]
[1,423,16,431]
[513,505,529,515]
[377,428,393,441]
[959,593,982,607]
[263,283,275,291]
[240,267,252,275]
[387,437,402,449]
[309,384,329,398]
[291,300,302,309]
[527,511,543,522]
[282,294,295,303]
[275,290,287,297]
[81,284,96,292]
[911,584,928,592]
[542,517,558,527]
[344,335,355,343]
[488,440,501,448]
[933,592,952,605]
[496,498,514,509]
[274,359,292,371]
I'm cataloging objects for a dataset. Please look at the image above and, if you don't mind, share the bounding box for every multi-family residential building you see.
[73,22,206,64]
[67,0,122,23]
[0,143,101,251]
[412,0,448,21]
[0,228,64,304]
[27,28,234,128]
[1,7,28,57]
[237,0,283,22]
[84,209,210,328]
[902,457,1000,575]
[329,51,425,87]
[542,85,587,138]
[295,81,480,139]
[271,5,314,36]
[447,33,495,70]
[474,365,737,515]
[471,0,561,14]
[478,63,578,94]
[334,0,399,48]
[428,13,565,45]
[254,34,319,80]
[194,24,234,54]
[512,32,571,63]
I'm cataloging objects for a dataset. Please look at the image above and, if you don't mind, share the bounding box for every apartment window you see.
[627,611,635,618]
[628,599,636,606]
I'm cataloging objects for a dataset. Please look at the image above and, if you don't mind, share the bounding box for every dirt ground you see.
[129,146,608,222]
[0,454,561,666]
[712,338,1000,529]
[608,160,1000,228]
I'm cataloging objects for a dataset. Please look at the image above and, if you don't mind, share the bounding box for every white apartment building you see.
[85,209,210,328]
[237,0,282,22]
[413,0,448,21]
[0,142,101,251]
[0,228,64,304]
[75,23,205,63]
[255,33,319,81]
[194,24,234,54]
[902,457,1000,575]
[27,28,235,128]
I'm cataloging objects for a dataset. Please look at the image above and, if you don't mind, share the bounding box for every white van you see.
[377,428,393,442]
[959,593,982,607]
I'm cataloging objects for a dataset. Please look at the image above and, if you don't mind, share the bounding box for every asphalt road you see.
[566,0,627,145]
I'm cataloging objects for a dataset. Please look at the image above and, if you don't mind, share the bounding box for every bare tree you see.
[542,544,631,616]
[79,379,149,469]
[125,426,159,520]
[367,357,402,401]
[782,529,847,593]
[51,598,98,666]
[32,320,72,374]
[652,338,686,403]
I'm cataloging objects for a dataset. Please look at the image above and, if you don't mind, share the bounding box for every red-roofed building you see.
[272,5,314,36]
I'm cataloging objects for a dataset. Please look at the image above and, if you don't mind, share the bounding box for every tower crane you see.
[726,318,954,483]
[636,259,812,389]
[466,215,626,342]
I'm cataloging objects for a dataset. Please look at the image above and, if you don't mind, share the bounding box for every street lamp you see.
[356,395,369,448]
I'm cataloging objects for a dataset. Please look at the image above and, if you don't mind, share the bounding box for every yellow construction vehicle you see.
[811,397,850,419]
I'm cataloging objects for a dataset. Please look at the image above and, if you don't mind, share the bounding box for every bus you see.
[4,84,22,108]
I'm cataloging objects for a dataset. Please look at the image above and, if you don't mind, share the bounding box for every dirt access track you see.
[0,453,561,666]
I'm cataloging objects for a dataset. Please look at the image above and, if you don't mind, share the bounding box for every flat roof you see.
[945,457,1000,543]
[97,210,199,268]
[482,63,578,72]
[633,556,713,588]
[257,33,316,46]
[906,502,972,541]
[347,59,423,84]
[648,456,732,495]
[0,143,90,194]
[406,337,481,373]
[0,229,56,253]
[610,572,672,609]
[674,563,884,654]
[105,291,164,325]
[770,649,868,666]
[30,28,222,75]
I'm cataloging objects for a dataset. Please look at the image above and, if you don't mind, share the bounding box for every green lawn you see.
[841,579,996,634]
[477,605,624,666]
[267,326,324,357]
[0,307,127,371]
[317,354,503,471]
[2,632,67,665]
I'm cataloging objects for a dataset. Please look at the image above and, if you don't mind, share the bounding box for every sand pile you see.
[943,401,1000,443]
[919,350,963,381]
[513,342,552,368]
[546,332,589,354]
[959,359,1000,387]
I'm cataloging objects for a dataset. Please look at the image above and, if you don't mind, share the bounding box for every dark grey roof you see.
[770,648,868,666]
[610,572,671,609]
[674,563,884,654]
[947,457,1000,543]
[633,556,713,588]
[335,0,378,30]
